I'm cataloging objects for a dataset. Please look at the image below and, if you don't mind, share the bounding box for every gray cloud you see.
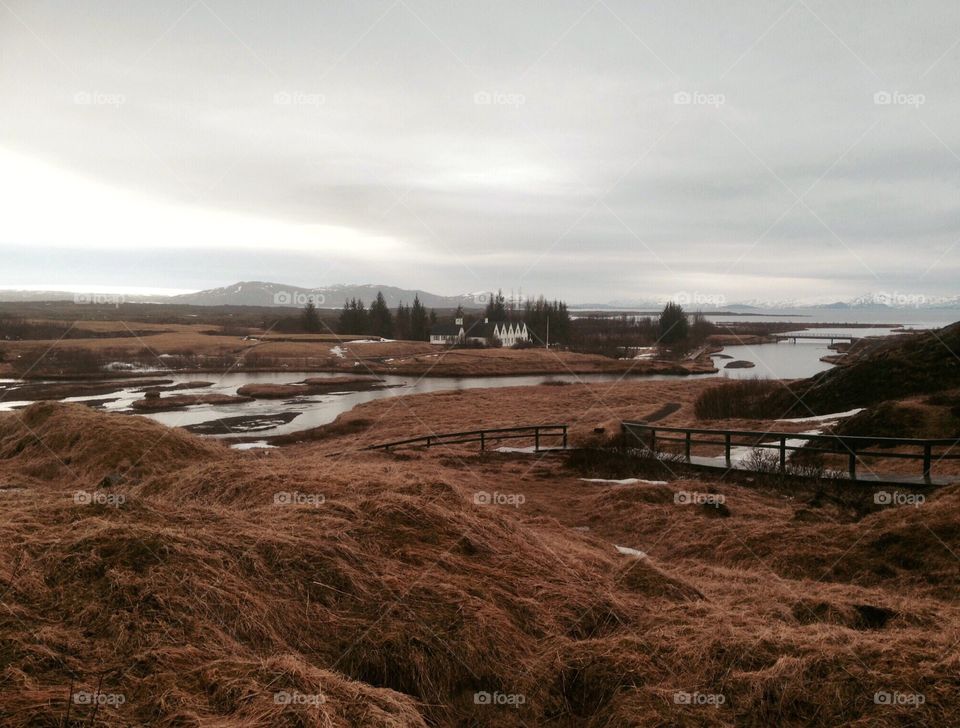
[1,0,959,302]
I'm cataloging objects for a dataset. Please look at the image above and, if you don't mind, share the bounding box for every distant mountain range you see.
[168,282,486,309]
[0,282,958,310]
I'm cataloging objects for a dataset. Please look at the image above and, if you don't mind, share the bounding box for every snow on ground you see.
[495,446,565,454]
[329,346,346,358]
[348,338,394,344]
[726,429,823,465]
[580,477,668,486]
[230,441,277,450]
[102,362,159,372]
[615,545,648,558]
[776,408,864,423]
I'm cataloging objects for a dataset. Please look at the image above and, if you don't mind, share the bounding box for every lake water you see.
[713,325,905,380]
[0,371,693,439]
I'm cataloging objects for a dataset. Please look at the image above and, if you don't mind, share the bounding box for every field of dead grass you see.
[0,402,957,725]
[0,320,716,378]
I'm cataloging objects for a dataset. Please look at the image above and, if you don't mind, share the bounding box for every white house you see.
[429,318,532,347]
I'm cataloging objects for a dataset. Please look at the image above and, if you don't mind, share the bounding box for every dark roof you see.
[429,323,463,336]
[463,321,496,338]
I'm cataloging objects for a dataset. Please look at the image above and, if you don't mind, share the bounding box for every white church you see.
[429,318,532,347]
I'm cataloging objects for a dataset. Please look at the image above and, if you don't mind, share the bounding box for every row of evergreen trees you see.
[333,292,436,340]
[303,288,574,344]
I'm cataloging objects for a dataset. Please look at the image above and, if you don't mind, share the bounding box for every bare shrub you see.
[694,378,784,420]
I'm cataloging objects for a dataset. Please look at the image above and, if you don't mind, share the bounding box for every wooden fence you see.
[361,424,569,454]
[621,421,960,481]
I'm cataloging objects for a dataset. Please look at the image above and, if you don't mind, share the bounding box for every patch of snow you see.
[495,446,565,454]
[615,545,648,559]
[580,477,668,486]
[329,346,346,358]
[776,408,864,423]
[727,428,824,465]
[103,361,144,371]
[349,338,394,344]
[230,441,277,450]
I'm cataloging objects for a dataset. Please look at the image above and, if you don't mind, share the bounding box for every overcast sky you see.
[1,0,958,303]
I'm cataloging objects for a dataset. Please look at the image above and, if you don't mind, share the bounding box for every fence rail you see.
[621,421,960,481]
[361,424,569,454]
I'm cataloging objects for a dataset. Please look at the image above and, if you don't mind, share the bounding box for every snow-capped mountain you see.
[168,281,486,309]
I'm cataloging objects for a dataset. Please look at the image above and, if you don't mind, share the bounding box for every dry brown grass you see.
[0,403,957,725]
[0,320,717,378]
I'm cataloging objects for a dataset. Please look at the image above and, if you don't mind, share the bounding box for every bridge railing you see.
[621,421,960,480]
[360,424,568,454]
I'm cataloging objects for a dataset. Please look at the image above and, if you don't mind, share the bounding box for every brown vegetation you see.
[0,403,957,725]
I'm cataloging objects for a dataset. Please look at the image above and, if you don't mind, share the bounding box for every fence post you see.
[562,426,568,450]
[535,428,540,453]
[685,431,691,461]
[724,433,731,465]
[426,436,431,448]
[649,428,657,453]
[480,431,485,451]
[848,440,857,480]
[923,443,932,479]
[779,436,786,472]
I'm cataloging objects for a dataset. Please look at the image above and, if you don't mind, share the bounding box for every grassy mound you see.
[0,402,225,485]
